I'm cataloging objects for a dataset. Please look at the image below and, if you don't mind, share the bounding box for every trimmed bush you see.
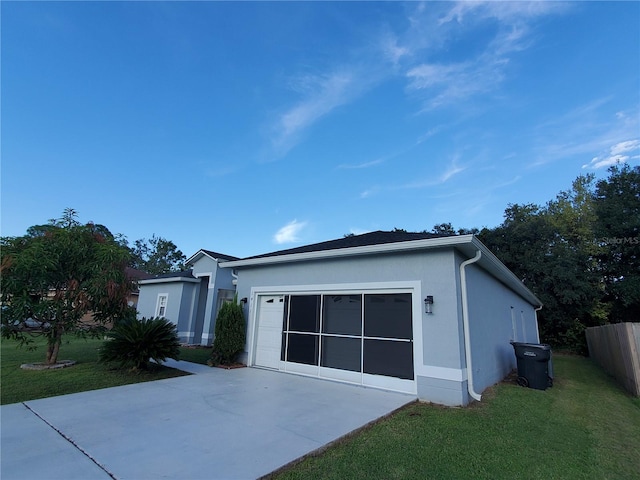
[210,299,246,365]
[99,317,180,371]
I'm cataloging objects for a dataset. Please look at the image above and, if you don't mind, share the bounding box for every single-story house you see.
[136,250,239,345]
[220,231,542,406]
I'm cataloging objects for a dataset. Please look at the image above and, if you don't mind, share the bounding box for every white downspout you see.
[534,305,543,343]
[460,250,482,402]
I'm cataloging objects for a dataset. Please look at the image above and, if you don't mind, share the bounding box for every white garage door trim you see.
[249,282,422,395]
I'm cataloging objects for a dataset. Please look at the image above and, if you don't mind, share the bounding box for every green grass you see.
[1,336,190,405]
[4,340,638,479]
[272,355,640,480]
[178,345,213,365]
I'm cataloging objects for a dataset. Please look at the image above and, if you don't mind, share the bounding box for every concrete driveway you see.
[1,361,414,480]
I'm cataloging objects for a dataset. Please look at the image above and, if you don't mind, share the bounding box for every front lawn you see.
[272,355,640,480]
[177,345,213,365]
[1,336,190,405]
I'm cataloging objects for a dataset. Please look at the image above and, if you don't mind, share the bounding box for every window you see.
[156,294,168,318]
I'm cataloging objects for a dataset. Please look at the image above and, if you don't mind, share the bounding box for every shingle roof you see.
[243,230,453,260]
[200,250,239,262]
[150,269,196,280]
[124,267,153,281]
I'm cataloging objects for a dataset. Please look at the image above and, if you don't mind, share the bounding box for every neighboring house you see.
[137,249,238,345]
[220,231,542,407]
[78,266,152,326]
[124,267,154,309]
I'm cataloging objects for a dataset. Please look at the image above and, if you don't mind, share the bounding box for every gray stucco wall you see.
[137,281,197,343]
[461,253,540,394]
[188,257,238,345]
[136,256,240,346]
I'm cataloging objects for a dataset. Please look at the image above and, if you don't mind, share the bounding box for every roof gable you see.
[186,249,239,266]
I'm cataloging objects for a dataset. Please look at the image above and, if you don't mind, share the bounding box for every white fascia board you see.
[185,251,203,266]
[185,249,220,266]
[221,235,477,268]
[138,277,200,285]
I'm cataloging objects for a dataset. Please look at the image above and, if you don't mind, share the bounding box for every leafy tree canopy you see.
[1,209,134,364]
[478,166,639,351]
[129,235,186,276]
[345,165,638,352]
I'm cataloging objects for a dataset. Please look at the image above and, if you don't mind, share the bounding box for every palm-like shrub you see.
[100,317,180,371]
[210,299,246,365]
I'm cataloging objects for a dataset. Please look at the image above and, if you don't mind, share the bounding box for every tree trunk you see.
[45,325,63,365]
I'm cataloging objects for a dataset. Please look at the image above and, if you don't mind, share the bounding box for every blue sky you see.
[2,1,639,259]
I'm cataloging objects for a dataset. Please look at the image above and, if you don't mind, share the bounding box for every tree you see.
[479,191,604,352]
[593,164,640,322]
[430,223,479,235]
[431,223,457,235]
[210,298,246,366]
[1,210,133,365]
[130,235,186,275]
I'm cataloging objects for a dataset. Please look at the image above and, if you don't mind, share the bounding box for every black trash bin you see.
[511,342,553,390]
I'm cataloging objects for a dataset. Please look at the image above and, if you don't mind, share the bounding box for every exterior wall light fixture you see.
[240,297,248,304]
[424,296,434,314]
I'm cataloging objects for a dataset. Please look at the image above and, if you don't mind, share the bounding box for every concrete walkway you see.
[1,362,414,480]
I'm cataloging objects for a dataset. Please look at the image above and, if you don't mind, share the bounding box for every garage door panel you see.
[364,293,412,339]
[320,336,361,372]
[286,333,319,366]
[255,292,416,394]
[323,295,362,336]
[254,296,284,369]
[363,339,414,380]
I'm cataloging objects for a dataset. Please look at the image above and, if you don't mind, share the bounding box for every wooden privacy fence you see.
[586,323,640,397]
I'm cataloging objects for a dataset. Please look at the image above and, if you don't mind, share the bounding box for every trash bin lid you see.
[510,341,551,350]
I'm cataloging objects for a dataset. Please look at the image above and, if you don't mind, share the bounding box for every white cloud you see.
[204,165,237,178]
[265,1,568,158]
[439,163,466,183]
[405,43,511,109]
[439,1,566,26]
[360,187,380,199]
[582,139,640,169]
[531,103,640,168]
[273,219,307,244]
[406,63,465,90]
[273,72,354,153]
[338,158,384,170]
[611,139,640,156]
[270,62,386,157]
[380,33,410,66]
[403,1,566,110]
